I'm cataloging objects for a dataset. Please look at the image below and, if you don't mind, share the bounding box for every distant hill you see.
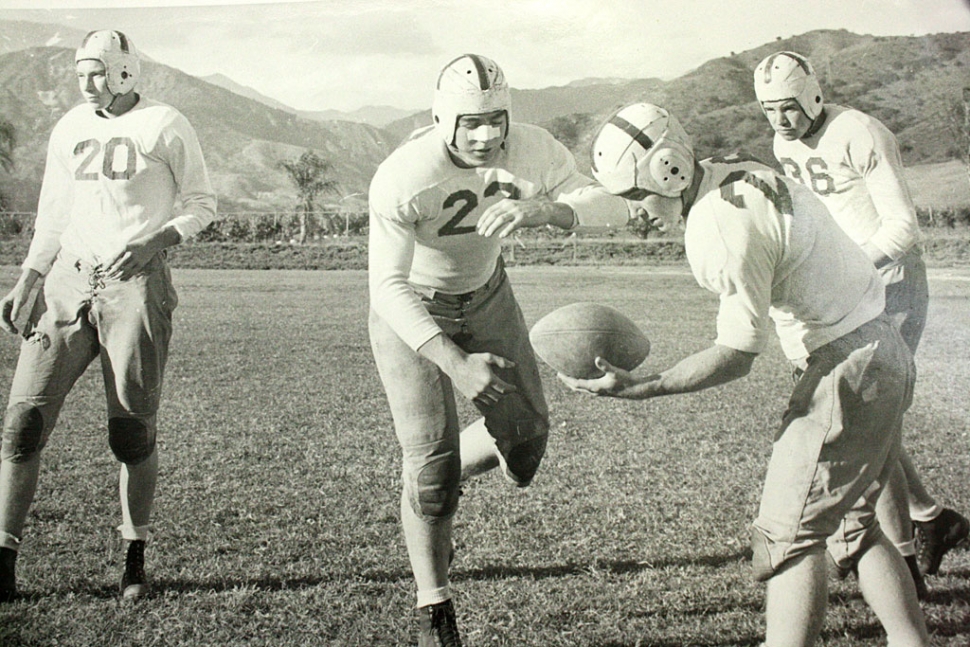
[1,25,969,215]
[0,47,393,213]
[0,20,90,55]
[201,73,417,127]
[385,29,970,175]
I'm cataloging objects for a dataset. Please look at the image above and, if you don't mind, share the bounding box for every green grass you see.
[0,266,967,646]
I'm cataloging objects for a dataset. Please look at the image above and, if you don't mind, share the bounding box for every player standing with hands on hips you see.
[563,103,928,647]
[0,31,216,603]
[367,54,626,645]
[753,51,968,593]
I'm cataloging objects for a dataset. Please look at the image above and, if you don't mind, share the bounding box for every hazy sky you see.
[3,0,970,112]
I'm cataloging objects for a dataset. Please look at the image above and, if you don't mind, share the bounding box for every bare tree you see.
[279,150,339,244]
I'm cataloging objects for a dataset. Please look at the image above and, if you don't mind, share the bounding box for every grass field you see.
[905,161,970,210]
[0,265,967,646]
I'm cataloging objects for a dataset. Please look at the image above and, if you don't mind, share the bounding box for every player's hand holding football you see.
[559,356,642,398]
[476,198,572,238]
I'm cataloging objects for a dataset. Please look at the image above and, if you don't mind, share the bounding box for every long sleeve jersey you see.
[773,105,921,283]
[683,156,885,361]
[368,123,627,351]
[24,97,217,275]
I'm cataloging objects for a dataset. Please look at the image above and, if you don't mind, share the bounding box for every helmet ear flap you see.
[646,140,693,195]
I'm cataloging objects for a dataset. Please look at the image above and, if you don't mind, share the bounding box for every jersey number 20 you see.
[74,137,136,181]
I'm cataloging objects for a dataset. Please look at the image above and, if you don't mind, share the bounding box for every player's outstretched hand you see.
[453,352,518,407]
[558,356,632,397]
[477,198,551,238]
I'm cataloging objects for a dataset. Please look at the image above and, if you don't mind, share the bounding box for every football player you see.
[565,103,929,647]
[0,31,216,603]
[367,54,626,645]
[754,51,968,589]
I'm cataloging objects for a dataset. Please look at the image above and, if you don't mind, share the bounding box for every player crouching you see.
[367,54,626,645]
[561,103,929,647]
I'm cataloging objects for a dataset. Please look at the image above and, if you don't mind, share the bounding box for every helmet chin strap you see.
[104,92,120,113]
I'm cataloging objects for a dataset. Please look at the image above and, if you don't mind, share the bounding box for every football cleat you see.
[120,539,149,602]
[416,599,463,647]
[915,508,970,576]
[0,548,16,603]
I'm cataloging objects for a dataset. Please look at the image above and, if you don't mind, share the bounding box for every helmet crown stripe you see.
[468,54,490,90]
[610,115,655,152]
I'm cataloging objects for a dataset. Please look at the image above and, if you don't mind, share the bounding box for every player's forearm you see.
[417,332,468,376]
[620,345,756,399]
[13,268,42,293]
[136,225,183,254]
[544,202,578,230]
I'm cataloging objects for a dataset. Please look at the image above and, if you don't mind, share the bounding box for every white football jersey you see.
[773,105,921,281]
[25,98,216,275]
[369,122,624,350]
[684,156,885,360]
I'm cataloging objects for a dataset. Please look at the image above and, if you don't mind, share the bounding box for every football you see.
[529,302,650,379]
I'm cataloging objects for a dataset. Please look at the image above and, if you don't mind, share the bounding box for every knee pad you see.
[1,404,46,463]
[413,452,461,519]
[108,417,156,465]
[750,526,777,582]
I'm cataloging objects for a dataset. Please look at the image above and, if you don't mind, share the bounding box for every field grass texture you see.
[0,266,967,646]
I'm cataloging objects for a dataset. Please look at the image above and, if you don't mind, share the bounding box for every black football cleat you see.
[120,540,149,602]
[916,508,970,576]
[416,599,462,647]
[0,547,16,603]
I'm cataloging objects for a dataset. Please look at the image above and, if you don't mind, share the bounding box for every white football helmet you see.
[753,51,823,119]
[75,30,140,96]
[590,103,694,198]
[432,54,511,146]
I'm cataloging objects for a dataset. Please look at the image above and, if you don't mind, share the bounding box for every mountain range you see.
[0,20,968,215]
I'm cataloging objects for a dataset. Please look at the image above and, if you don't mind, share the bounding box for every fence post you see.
[963,87,970,194]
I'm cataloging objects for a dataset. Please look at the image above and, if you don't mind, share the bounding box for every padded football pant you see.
[750,315,916,581]
[1,252,176,465]
[369,259,550,523]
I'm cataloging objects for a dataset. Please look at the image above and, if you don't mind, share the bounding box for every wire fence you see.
[2,206,968,247]
[0,211,371,244]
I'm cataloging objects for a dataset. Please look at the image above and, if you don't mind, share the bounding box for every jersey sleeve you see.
[23,122,73,275]
[540,131,630,229]
[852,121,920,260]
[160,112,217,240]
[367,172,443,351]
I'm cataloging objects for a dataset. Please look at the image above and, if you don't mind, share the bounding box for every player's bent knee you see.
[750,526,778,582]
[108,417,156,465]
[414,453,461,519]
[1,403,46,463]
